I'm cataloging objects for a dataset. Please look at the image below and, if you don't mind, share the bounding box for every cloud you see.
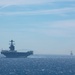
[47,20,75,28]
[0,0,75,6]
[0,7,75,16]
[0,0,47,6]
[0,19,75,38]
[43,20,75,37]
[24,20,75,37]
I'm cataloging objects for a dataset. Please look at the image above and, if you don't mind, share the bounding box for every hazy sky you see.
[0,0,75,55]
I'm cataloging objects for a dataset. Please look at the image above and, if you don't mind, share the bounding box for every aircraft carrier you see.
[1,40,33,58]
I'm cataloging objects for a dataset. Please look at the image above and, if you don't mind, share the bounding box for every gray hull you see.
[1,51,33,58]
[1,40,33,58]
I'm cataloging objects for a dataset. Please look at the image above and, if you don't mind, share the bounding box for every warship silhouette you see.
[1,40,33,58]
[70,51,73,56]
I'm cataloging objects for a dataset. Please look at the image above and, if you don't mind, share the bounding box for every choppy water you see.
[0,55,75,75]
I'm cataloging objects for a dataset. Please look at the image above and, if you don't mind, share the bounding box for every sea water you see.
[0,55,75,75]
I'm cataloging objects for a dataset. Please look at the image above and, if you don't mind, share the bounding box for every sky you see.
[0,0,75,55]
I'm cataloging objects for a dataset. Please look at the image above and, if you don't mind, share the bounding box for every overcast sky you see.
[0,0,75,55]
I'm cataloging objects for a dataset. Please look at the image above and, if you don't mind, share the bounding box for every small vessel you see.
[70,51,73,56]
[1,40,33,58]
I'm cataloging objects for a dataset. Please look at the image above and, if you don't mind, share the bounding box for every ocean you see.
[0,55,75,75]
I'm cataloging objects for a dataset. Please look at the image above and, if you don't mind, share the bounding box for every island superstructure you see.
[1,40,33,58]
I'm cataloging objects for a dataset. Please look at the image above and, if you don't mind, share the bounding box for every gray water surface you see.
[0,55,75,75]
